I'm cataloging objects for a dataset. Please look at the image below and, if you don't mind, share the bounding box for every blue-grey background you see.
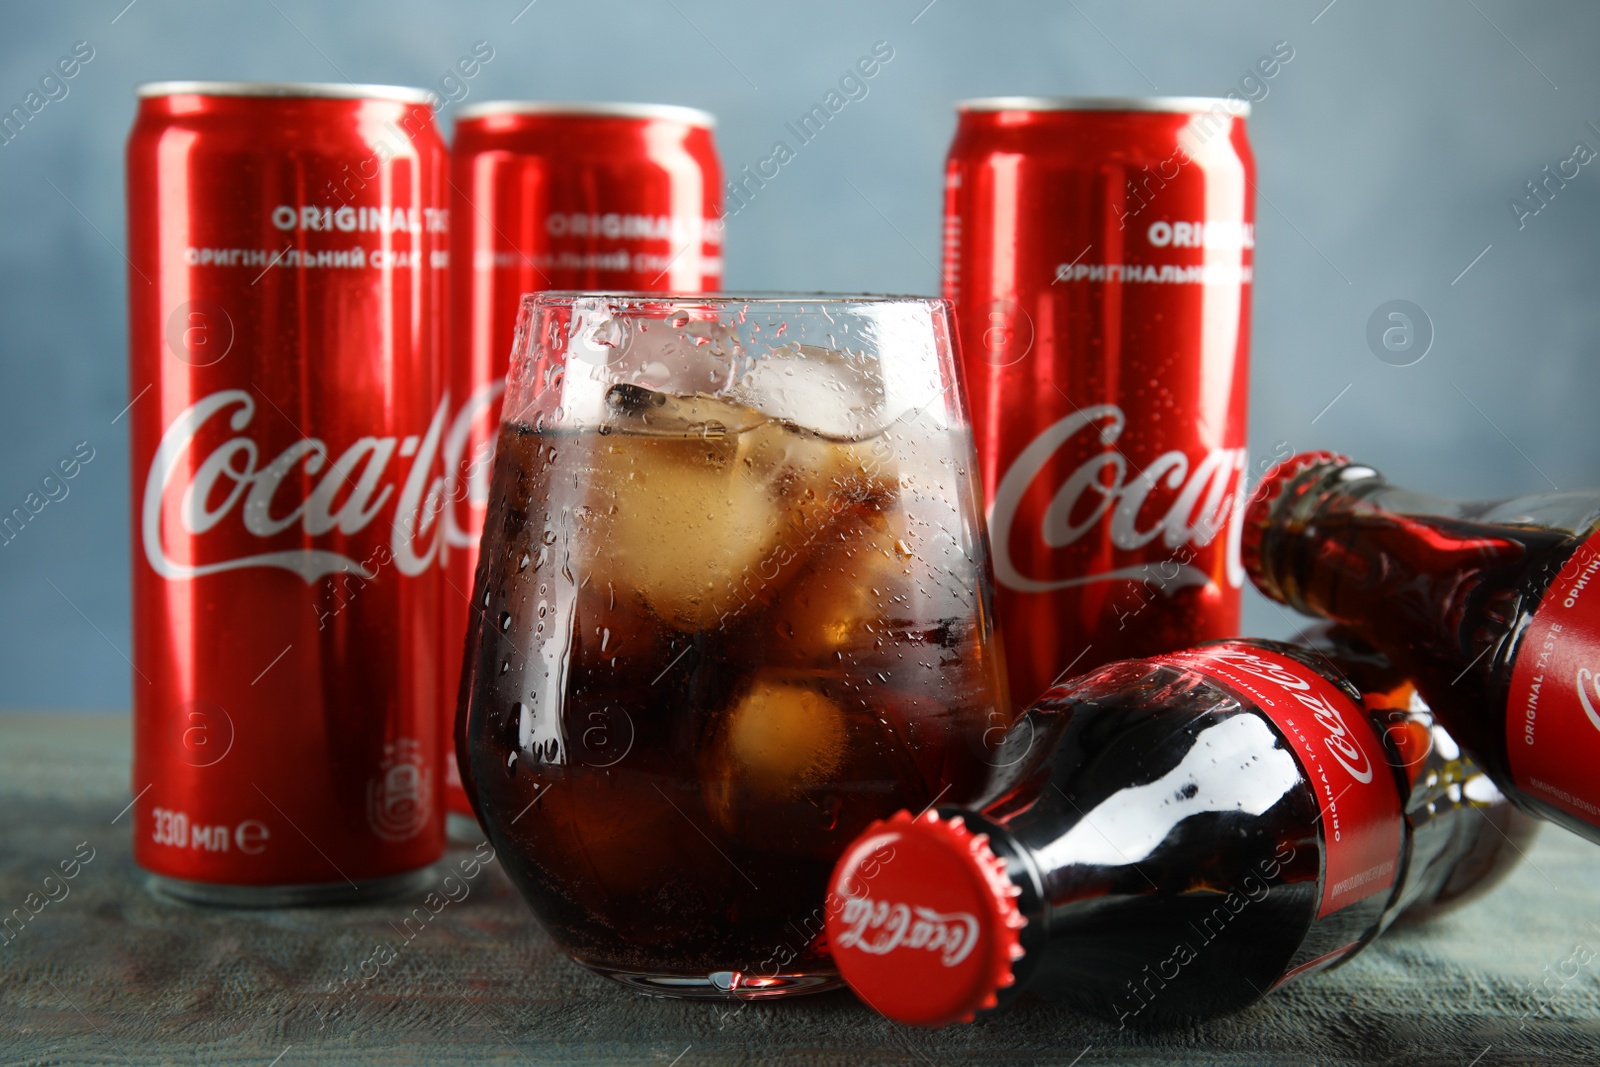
[2,0,1596,711]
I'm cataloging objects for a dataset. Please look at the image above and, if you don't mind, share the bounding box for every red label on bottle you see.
[1157,644,1404,918]
[1507,529,1600,827]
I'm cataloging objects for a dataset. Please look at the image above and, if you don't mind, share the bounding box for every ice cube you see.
[727,345,942,511]
[729,346,887,441]
[720,677,847,792]
[762,442,976,670]
[697,670,984,854]
[580,385,890,631]
[766,510,914,664]
[700,674,848,838]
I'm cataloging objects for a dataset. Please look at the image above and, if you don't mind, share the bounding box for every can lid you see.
[825,809,1026,1028]
[1241,450,1352,602]
[454,100,716,128]
[957,95,1250,118]
[136,81,435,105]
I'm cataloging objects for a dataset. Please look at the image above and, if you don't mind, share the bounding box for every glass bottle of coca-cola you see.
[824,636,1534,1029]
[1244,452,1600,843]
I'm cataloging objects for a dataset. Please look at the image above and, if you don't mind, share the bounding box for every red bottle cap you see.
[1240,450,1351,600]
[825,809,1026,1027]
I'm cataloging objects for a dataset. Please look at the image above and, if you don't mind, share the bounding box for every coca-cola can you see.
[126,82,449,904]
[945,97,1255,708]
[442,102,723,820]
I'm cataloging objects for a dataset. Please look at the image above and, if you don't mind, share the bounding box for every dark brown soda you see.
[457,417,1006,984]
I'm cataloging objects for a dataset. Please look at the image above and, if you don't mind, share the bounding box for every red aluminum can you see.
[442,102,723,819]
[126,82,449,904]
[945,97,1255,709]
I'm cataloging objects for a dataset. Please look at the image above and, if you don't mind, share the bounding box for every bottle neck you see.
[937,807,1051,1006]
[1254,461,1446,618]
[1254,458,1600,625]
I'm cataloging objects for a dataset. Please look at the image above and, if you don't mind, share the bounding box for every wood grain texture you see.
[2,713,1599,1066]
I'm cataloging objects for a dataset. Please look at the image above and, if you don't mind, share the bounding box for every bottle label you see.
[1507,528,1600,826]
[1157,643,1404,918]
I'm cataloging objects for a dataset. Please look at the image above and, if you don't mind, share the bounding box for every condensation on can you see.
[944,96,1256,710]
[125,82,449,904]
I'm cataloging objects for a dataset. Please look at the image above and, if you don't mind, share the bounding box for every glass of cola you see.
[456,293,1011,998]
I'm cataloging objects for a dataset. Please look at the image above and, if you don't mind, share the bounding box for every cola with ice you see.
[456,295,1008,995]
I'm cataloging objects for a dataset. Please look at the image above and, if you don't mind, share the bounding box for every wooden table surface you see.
[3,712,1600,1066]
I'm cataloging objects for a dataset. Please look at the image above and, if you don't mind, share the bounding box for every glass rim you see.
[519,291,947,308]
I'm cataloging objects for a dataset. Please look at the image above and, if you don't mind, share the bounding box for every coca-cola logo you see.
[988,404,1246,594]
[1208,647,1374,784]
[834,895,979,968]
[141,389,447,583]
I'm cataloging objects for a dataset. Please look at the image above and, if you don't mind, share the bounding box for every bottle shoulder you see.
[1484,520,1596,691]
